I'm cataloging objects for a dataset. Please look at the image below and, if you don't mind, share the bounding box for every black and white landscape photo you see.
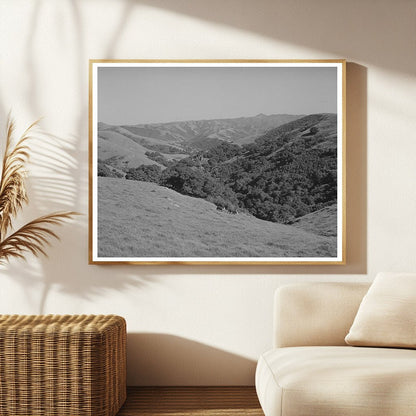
[90,61,345,263]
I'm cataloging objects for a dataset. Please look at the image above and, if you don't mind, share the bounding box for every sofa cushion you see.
[345,272,416,348]
[256,346,416,416]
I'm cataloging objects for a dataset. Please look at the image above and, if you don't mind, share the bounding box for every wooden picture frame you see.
[89,60,346,265]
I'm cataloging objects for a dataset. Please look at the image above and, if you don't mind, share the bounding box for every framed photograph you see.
[89,60,346,265]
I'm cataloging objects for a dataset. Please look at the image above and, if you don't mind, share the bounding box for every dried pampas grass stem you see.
[0,116,78,264]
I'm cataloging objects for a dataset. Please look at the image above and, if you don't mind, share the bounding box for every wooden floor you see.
[117,386,264,416]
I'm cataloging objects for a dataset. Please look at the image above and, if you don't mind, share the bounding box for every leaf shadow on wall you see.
[0,0,161,313]
[0,127,158,314]
[126,333,257,386]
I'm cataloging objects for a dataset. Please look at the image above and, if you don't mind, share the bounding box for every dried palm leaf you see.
[0,117,38,238]
[0,116,79,264]
[0,212,79,264]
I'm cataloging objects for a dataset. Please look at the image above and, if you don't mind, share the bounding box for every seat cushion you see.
[256,346,416,416]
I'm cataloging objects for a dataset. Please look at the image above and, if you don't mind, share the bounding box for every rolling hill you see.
[290,204,337,237]
[97,177,337,258]
[98,130,164,169]
[255,112,337,153]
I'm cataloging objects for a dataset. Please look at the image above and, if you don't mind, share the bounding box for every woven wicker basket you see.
[0,314,126,416]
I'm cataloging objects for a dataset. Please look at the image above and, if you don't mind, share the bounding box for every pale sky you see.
[97,65,338,125]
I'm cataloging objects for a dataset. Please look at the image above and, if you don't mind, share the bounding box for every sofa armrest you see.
[274,282,370,348]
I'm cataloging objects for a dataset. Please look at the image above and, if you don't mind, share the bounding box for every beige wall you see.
[0,0,415,385]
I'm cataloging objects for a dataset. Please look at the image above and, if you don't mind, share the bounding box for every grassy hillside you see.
[98,130,163,169]
[97,177,336,258]
[256,113,337,152]
[290,204,337,237]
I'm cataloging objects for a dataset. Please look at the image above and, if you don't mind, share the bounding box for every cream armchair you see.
[255,282,416,416]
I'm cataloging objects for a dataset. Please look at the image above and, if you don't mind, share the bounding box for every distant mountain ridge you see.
[99,113,303,148]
